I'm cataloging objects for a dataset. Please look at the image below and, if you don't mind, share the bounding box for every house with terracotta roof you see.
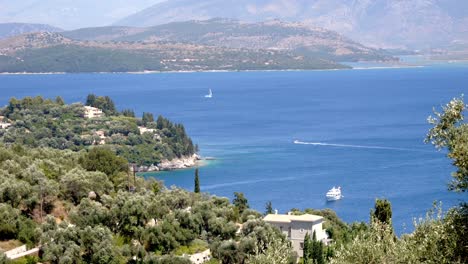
[264,211,328,257]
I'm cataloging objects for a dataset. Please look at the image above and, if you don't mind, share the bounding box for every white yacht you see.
[205,89,213,98]
[326,186,342,201]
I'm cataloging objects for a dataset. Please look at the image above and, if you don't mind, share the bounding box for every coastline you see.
[3,57,468,76]
[0,68,346,75]
[8,63,468,76]
[136,154,205,173]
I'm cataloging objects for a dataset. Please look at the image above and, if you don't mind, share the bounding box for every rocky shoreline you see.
[135,154,202,172]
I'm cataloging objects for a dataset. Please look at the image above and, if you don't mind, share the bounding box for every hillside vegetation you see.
[0,32,346,73]
[0,95,195,166]
[63,19,393,62]
[0,94,293,263]
[0,95,466,264]
[0,143,292,263]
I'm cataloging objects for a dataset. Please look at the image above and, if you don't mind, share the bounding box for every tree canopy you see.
[0,142,289,264]
[0,95,196,166]
[426,96,468,192]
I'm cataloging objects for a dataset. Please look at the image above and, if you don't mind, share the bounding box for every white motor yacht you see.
[326,186,342,201]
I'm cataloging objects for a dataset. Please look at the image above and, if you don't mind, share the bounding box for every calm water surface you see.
[1,64,467,234]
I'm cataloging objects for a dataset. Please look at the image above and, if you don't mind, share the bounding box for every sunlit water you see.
[1,63,467,234]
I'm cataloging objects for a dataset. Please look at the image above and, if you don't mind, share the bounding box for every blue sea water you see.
[0,64,467,234]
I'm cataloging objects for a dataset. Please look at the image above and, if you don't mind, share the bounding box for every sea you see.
[1,59,467,234]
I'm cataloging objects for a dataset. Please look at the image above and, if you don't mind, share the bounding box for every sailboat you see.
[205,89,213,98]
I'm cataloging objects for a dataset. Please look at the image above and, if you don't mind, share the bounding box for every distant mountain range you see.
[63,19,393,62]
[0,19,400,73]
[0,23,62,39]
[115,0,468,49]
[0,0,163,29]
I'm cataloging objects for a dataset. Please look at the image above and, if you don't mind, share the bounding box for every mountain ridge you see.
[0,0,164,30]
[115,0,468,49]
[0,23,62,40]
[62,19,394,62]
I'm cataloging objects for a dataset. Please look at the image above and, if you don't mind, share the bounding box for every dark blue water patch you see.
[1,65,467,235]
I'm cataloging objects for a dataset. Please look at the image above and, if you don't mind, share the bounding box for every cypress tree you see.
[265,201,273,215]
[55,96,65,105]
[311,230,324,264]
[142,112,155,126]
[194,168,200,193]
[86,94,96,106]
[303,232,312,263]
[371,198,393,226]
[121,109,135,117]
[316,239,324,264]
[233,192,249,214]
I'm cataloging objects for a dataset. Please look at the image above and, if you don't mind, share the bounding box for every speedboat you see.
[326,186,342,201]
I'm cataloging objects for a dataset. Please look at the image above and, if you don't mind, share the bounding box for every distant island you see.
[0,19,399,73]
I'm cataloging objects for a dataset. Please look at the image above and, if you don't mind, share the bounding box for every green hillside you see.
[0,43,347,73]
[62,19,394,62]
[0,95,195,166]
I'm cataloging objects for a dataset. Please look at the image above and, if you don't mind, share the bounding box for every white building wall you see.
[265,218,326,258]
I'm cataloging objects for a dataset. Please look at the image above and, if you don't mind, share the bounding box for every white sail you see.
[205,89,213,98]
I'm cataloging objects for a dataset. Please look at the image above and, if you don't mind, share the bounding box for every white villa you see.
[138,126,156,134]
[83,106,103,119]
[0,116,11,129]
[264,212,328,257]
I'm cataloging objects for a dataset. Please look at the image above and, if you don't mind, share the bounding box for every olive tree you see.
[426,96,468,192]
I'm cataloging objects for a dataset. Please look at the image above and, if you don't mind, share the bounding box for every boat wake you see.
[203,176,297,191]
[293,140,429,152]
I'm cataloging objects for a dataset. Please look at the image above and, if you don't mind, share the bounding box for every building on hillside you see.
[187,249,211,264]
[84,106,103,119]
[263,211,328,257]
[0,116,11,129]
[138,126,156,134]
[94,130,107,145]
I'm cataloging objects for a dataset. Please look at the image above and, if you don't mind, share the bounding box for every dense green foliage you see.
[79,147,128,177]
[309,231,324,264]
[0,95,195,165]
[371,198,392,227]
[86,94,117,115]
[233,192,249,215]
[0,143,290,263]
[330,204,467,264]
[426,96,468,192]
[246,230,295,264]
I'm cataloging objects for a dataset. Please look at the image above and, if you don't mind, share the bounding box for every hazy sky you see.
[0,0,165,29]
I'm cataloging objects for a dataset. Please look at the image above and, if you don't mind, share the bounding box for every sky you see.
[0,0,165,29]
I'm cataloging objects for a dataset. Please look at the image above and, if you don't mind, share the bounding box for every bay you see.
[1,64,466,234]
